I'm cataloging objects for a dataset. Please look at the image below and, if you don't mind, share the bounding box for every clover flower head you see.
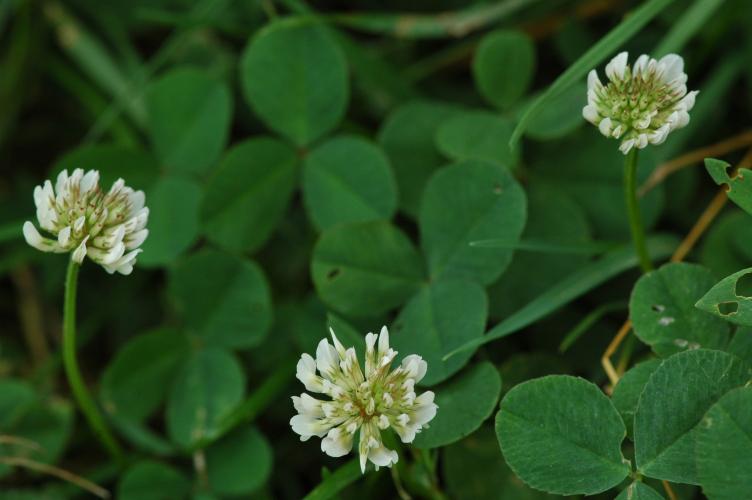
[583,51,698,155]
[291,326,438,473]
[23,169,149,275]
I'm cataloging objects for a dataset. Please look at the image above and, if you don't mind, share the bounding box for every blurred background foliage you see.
[1,0,752,498]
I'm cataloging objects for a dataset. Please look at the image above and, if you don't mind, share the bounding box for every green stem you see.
[62,260,123,461]
[623,149,653,273]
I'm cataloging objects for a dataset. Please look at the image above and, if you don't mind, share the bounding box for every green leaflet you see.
[496,375,630,495]
[696,386,752,500]
[634,349,752,484]
[630,262,731,356]
[696,266,752,326]
[706,158,752,215]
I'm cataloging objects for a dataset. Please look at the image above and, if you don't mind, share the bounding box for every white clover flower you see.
[291,326,438,473]
[23,169,148,275]
[583,51,698,155]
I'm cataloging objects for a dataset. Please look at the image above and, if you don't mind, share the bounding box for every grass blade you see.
[470,238,618,255]
[510,0,677,147]
[444,234,678,360]
[303,459,361,500]
[330,0,541,39]
[654,0,726,56]
[559,300,628,352]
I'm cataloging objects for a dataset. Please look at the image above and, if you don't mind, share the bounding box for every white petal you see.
[80,170,99,193]
[401,354,427,383]
[586,69,601,91]
[605,51,628,81]
[657,53,684,83]
[315,338,340,379]
[636,133,649,149]
[125,229,148,250]
[680,90,698,112]
[377,326,390,356]
[71,236,89,263]
[321,427,354,458]
[598,117,613,136]
[582,104,600,124]
[292,393,325,417]
[619,139,636,155]
[633,54,650,78]
[129,190,145,213]
[649,125,670,145]
[290,414,329,440]
[55,170,69,193]
[23,222,61,253]
[411,391,438,427]
[57,226,71,247]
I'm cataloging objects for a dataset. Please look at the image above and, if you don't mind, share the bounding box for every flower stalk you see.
[623,149,653,273]
[62,259,123,461]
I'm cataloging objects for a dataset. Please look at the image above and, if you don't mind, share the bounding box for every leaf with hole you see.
[413,362,501,449]
[706,158,752,216]
[311,221,424,316]
[696,267,752,327]
[634,349,751,484]
[496,375,630,495]
[420,160,526,285]
[630,262,730,356]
